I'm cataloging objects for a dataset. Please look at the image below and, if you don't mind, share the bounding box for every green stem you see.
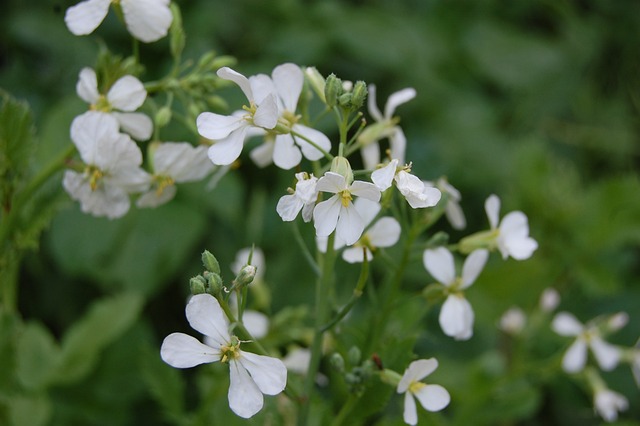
[297,232,336,426]
[331,394,359,426]
[292,220,320,276]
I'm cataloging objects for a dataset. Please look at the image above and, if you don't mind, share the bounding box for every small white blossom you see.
[160,294,287,419]
[313,172,381,246]
[539,288,560,312]
[63,111,149,219]
[423,247,489,340]
[485,194,538,260]
[397,359,450,426]
[594,387,628,422]
[359,85,416,169]
[276,172,319,222]
[371,159,441,209]
[137,142,214,208]
[65,0,172,43]
[424,177,466,230]
[197,67,279,166]
[499,307,527,335]
[552,312,622,373]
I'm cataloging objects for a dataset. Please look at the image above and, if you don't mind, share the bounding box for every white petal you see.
[352,197,381,227]
[368,217,401,248]
[160,332,219,368]
[273,134,302,170]
[562,338,587,373]
[121,0,172,43]
[594,389,629,422]
[253,93,279,129]
[239,351,287,395]
[485,194,500,230]
[70,111,120,165]
[336,204,365,246]
[367,84,384,122]
[93,132,142,171]
[292,124,332,161]
[349,181,381,202]
[313,196,341,237]
[248,74,276,105]
[498,211,538,260]
[242,311,269,339]
[551,312,584,336]
[217,67,253,102]
[384,87,416,118]
[460,249,488,289]
[207,126,248,166]
[398,359,439,392]
[249,140,275,168]
[590,337,621,371]
[197,112,244,140]
[107,75,147,111]
[371,160,397,191]
[413,384,450,412]
[423,247,456,286]
[112,112,153,140]
[439,295,474,340]
[445,200,466,230]
[64,0,110,36]
[316,172,346,194]
[277,194,304,222]
[403,392,418,425]
[154,143,213,182]
[185,294,230,347]
[228,360,263,418]
[361,141,381,170]
[388,127,407,164]
[272,63,303,112]
[136,185,177,208]
[63,171,132,219]
[76,67,100,104]
[107,167,150,193]
[282,348,311,375]
[294,174,319,204]
[342,247,371,263]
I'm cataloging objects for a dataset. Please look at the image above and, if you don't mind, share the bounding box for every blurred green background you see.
[1,0,640,425]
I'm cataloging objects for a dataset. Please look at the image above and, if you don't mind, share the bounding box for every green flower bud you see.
[350,81,367,109]
[204,271,223,296]
[330,156,354,185]
[378,368,403,387]
[348,346,361,366]
[201,250,221,274]
[155,106,172,128]
[330,352,345,373]
[305,67,326,103]
[324,73,342,108]
[197,51,217,71]
[458,229,498,254]
[190,275,207,295]
[337,92,352,107]
[234,264,257,288]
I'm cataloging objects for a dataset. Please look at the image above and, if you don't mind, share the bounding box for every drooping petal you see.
[76,67,100,104]
[238,351,287,395]
[350,181,381,202]
[361,141,381,170]
[316,172,347,194]
[485,194,500,230]
[64,0,110,36]
[551,312,584,336]
[70,111,120,165]
[413,384,450,412]
[273,134,302,170]
[207,126,249,166]
[250,140,275,168]
[403,392,418,426]
[398,359,439,392]
[367,84,384,122]
[371,160,397,191]
[423,247,456,286]
[276,194,304,222]
[352,197,381,227]
[228,360,264,418]
[272,63,303,112]
[242,311,270,339]
[112,112,153,140]
[439,294,474,340]
[445,199,467,230]
[121,0,172,42]
[460,249,489,289]
[107,75,147,111]
[561,338,588,373]
[218,67,254,102]
[342,247,372,263]
[185,294,230,347]
[292,124,332,161]
[388,127,407,164]
[253,93,279,129]
[313,195,341,237]
[368,217,401,248]
[197,111,245,140]
[160,332,219,368]
[384,87,416,119]
[336,204,365,246]
[590,337,621,371]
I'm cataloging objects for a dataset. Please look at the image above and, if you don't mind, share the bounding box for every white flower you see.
[65,0,172,43]
[499,307,527,335]
[485,194,538,260]
[63,111,149,219]
[397,359,450,426]
[424,177,466,230]
[160,294,287,419]
[247,63,332,169]
[539,288,560,312]
[312,172,381,246]
[359,85,416,169]
[136,142,214,208]
[197,67,279,166]
[423,247,489,340]
[552,312,622,373]
[276,172,319,222]
[371,159,441,209]
[76,67,153,140]
[594,387,628,422]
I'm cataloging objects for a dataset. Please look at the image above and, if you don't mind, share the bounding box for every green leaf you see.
[16,322,60,391]
[140,341,185,420]
[8,392,51,426]
[53,292,144,385]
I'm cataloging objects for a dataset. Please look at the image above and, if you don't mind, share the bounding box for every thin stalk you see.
[331,394,359,426]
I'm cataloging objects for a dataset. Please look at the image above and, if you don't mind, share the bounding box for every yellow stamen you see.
[154,175,175,196]
[409,381,426,394]
[220,340,241,364]
[339,190,352,207]
[86,166,104,191]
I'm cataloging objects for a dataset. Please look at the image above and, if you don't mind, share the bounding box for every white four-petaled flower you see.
[160,294,287,419]
[65,0,173,43]
[423,247,489,340]
[371,159,441,209]
[63,111,150,219]
[397,358,450,426]
[312,172,381,246]
[485,194,538,260]
[276,172,319,223]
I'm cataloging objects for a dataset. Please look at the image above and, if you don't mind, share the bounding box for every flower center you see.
[339,190,352,207]
[153,175,175,196]
[220,339,241,363]
[409,380,426,394]
[91,95,112,112]
[86,165,104,191]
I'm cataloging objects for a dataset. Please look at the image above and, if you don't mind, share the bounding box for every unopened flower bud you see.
[204,271,223,296]
[330,156,353,184]
[190,275,207,295]
[201,250,221,274]
[348,346,361,366]
[155,106,172,128]
[330,353,345,372]
[234,264,257,288]
[350,81,367,109]
[337,92,352,107]
[379,368,402,387]
[324,73,342,107]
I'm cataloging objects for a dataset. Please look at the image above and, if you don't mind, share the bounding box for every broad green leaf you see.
[16,321,60,391]
[8,392,51,426]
